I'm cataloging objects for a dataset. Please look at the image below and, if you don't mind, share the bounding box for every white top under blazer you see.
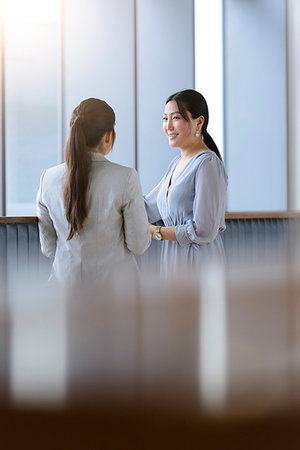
[36,152,151,285]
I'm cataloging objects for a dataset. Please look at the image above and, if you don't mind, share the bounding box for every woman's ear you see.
[196,115,205,133]
[102,130,114,154]
[104,130,113,144]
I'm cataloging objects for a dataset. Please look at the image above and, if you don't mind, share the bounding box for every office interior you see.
[0,0,300,448]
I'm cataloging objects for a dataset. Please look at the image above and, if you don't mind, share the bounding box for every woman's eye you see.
[163,117,168,121]
[172,116,180,120]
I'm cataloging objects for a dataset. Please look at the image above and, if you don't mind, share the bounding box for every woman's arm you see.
[175,156,227,246]
[123,169,151,255]
[36,171,57,258]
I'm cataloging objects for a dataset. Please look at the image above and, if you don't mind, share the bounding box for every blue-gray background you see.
[0,0,288,215]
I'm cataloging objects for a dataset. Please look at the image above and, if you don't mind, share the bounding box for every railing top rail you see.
[0,216,38,223]
[225,211,300,219]
[1,212,300,224]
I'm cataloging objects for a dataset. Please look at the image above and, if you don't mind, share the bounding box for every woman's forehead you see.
[164,100,180,115]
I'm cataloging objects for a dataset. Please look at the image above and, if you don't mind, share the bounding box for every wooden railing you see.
[1,212,300,223]
[225,211,300,219]
[1,213,299,281]
[0,217,38,223]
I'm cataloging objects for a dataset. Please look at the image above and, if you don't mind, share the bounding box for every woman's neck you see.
[180,139,209,160]
[90,144,107,155]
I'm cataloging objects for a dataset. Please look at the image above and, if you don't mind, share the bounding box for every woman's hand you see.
[149,223,156,238]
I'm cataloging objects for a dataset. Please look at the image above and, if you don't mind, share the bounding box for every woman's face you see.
[163,100,199,149]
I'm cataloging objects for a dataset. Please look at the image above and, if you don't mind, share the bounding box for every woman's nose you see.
[167,119,173,130]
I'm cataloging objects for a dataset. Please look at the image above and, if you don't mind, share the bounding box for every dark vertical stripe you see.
[7,224,17,280]
[0,224,8,400]
[28,222,39,265]
[17,223,29,269]
[0,224,7,286]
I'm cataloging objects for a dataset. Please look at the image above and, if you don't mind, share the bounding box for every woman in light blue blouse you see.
[144,89,227,277]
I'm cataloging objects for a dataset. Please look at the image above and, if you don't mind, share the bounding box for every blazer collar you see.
[89,152,107,162]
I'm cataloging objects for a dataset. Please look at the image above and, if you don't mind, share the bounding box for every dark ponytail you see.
[64,98,115,240]
[166,89,222,161]
[202,129,222,161]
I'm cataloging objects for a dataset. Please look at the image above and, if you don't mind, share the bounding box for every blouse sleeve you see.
[143,179,164,223]
[122,169,151,255]
[144,156,179,223]
[175,156,227,246]
[36,170,57,258]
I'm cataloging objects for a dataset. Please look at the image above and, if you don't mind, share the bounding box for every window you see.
[1,0,61,215]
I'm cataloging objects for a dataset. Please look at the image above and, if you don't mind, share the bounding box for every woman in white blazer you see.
[36,98,151,286]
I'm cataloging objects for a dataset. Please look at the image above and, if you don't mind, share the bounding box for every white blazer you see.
[36,152,151,285]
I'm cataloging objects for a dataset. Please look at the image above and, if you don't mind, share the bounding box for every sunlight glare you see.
[4,0,60,23]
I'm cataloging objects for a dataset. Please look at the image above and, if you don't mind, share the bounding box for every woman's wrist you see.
[152,225,163,240]
[148,223,177,242]
[159,226,177,242]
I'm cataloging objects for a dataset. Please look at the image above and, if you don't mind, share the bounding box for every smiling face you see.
[163,100,203,150]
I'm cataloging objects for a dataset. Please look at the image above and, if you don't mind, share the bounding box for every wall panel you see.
[136,0,195,194]
[287,0,300,209]
[223,0,287,211]
[64,0,136,168]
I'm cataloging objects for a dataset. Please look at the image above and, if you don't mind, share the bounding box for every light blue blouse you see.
[144,150,228,277]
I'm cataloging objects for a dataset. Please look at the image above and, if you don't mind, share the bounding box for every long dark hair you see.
[166,89,222,160]
[64,98,115,240]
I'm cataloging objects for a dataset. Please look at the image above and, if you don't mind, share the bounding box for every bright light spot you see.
[198,263,227,411]
[195,0,224,155]
[4,0,60,23]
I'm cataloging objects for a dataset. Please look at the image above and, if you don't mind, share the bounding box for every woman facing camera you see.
[37,98,150,285]
[144,89,227,277]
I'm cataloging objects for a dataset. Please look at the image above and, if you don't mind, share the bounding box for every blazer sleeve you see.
[122,169,151,255]
[175,156,227,246]
[36,170,57,258]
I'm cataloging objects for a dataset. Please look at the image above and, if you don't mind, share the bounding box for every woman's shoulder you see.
[41,163,66,183]
[194,150,225,169]
[194,149,219,162]
[93,159,140,188]
[194,150,227,180]
[102,159,138,180]
[105,159,134,172]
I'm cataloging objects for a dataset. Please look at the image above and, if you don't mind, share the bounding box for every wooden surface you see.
[0,216,38,223]
[1,405,300,450]
[1,268,300,449]
[225,211,300,219]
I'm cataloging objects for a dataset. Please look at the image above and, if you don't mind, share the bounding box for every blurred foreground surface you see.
[1,258,300,449]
